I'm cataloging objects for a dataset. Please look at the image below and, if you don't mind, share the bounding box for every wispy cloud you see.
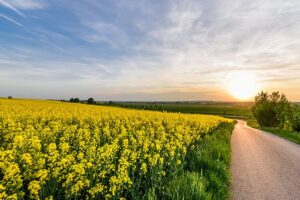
[0,0,300,100]
[0,0,25,17]
[0,13,23,27]
[0,0,46,17]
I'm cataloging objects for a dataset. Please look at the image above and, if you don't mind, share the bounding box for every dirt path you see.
[230,120,300,200]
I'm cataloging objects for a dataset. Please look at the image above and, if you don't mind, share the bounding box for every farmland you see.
[110,101,300,141]
[108,102,253,118]
[0,99,233,199]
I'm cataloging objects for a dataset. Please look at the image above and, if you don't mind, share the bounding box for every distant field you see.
[109,101,300,134]
[109,102,254,119]
[108,101,264,129]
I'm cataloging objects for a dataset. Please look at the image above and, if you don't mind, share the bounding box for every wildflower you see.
[28,181,41,199]
[60,142,70,152]
[36,169,48,183]
[21,153,32,165]
[0,98,232,199]
[48,143,57,152]
[141,163,147,174]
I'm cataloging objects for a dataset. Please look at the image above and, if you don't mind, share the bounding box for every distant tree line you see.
[69,98,80,103]
[252,91,300,132]
[67,97,96,105]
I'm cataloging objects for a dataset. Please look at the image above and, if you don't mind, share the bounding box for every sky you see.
[0,0,300,101]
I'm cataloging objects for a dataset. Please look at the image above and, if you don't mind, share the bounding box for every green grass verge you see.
[244,118,300,145]
[261,127,300,145]
[144,122,234,200]
[245,118,260,129]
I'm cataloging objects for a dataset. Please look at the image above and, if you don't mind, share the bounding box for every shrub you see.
[252,91,291,128]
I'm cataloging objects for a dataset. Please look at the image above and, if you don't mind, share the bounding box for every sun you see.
[226,71,260,100]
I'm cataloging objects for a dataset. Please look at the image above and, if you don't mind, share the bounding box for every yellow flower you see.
[0,184,5,191]
[36,169,48,183]
[0,98,232,199]
[176,160,182,165]
[60,142,70,152]
[45,196,53,200]
[48,143,57,152]
[88,183,105,198]
[13,135,24,148]
[28,181,41,199]
[141,163,147,174]
[21,153,32,165]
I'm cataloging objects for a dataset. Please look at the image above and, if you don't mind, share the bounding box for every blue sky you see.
[0,0,300,101]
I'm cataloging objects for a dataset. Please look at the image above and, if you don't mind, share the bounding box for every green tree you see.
[252,91,290,128]
[291,105,300,132]
[70,98,80,103]
[87,98,96,104]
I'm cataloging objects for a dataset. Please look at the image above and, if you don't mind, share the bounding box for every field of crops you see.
[0,99,232,199]
[111,102,253,119]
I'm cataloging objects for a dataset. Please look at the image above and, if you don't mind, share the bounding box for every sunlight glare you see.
[226,71,260,100]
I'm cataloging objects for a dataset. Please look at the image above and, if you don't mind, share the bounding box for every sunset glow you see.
[0,0,299,101]
[226,72,260,100]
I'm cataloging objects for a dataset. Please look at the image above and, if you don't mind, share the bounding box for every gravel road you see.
[230,120,300,200]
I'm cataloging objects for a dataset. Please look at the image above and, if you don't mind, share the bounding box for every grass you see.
[245,118,260,129]
[146,122,235,200]
[261,127,300,145]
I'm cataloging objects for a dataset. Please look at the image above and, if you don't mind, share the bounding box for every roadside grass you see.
[245,118,260,129]
[147,122,234,200]
[261,127,300,145]
[245,119,300,145]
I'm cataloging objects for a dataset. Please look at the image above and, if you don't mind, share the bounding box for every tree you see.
[87,98,96,105]
[291,105,300,132]
[8,96,12,99]
[252,91,291,128]
[70,98,80,103]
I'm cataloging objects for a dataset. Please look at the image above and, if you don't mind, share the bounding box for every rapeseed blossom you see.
[0,99,232,199]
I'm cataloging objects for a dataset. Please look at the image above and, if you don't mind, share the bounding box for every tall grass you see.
[144,122,234,200]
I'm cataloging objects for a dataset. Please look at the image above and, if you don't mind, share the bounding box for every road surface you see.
[230,120,300,200]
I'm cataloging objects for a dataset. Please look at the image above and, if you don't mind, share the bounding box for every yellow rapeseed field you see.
[0,99,232,199]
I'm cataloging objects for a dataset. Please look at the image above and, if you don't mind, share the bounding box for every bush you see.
[291,106,300,132]
[69,98,80,103]
[87,98,96,104]
[252,91,290,128]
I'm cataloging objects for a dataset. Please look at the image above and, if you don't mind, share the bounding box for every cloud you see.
[0,0,300,100]
[0,13,23,27]
[0,0,46,10]
[0,0,25,17]
[0,0,46,17]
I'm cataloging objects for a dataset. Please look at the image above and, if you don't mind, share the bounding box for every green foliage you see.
[252,91,300,144]
[164,172,211,200]
[291,105,300,132]
[262,127,300,145]
[69,97,80,103]
[87,97,96,104]
[252,91,291,128]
